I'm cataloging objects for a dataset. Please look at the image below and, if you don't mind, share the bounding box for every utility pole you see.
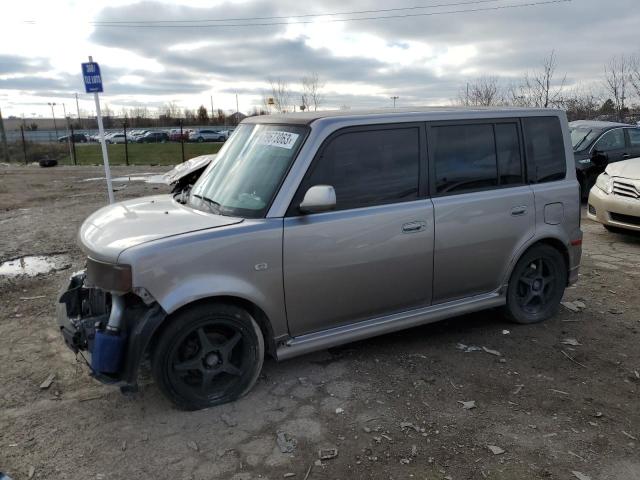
[210,95,214,124]
[390,96,399,108]
[62,103,74,164]
[48,102,59,137]
[0,106,9,162]
[75,93,81,127]
[235,94,239,125]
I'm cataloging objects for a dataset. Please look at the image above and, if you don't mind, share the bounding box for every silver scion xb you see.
[57,107,582,410]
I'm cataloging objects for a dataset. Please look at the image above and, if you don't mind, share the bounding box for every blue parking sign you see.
[82,62,103,93]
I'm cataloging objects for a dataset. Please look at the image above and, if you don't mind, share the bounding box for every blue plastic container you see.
[91,330,126,374]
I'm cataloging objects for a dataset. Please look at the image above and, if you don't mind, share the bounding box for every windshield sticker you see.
[257,131,300,149]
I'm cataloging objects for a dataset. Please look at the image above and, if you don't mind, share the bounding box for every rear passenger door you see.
[283,124,434,336]
[592,128,628,164]
[428,120,535,303]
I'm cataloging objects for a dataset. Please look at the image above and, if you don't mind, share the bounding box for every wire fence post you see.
[20,125,27,164]
[70,126,78,165]
[123,120,129,166]
[180,120,185,163]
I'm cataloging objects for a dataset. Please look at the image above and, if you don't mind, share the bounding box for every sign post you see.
[82,56,114,204]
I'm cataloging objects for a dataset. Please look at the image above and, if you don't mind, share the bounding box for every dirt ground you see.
[1,164,639,480]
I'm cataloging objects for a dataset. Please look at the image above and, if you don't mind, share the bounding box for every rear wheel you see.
[504,244,567,324]
[197,137,204,143]
[152,303,264,410]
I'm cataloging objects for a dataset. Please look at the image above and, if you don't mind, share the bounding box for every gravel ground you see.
[1,164,639,480]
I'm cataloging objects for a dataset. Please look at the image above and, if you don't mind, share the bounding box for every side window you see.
[298,128,420,212]
[595,129,625,152]
[522,117,566,183]
[627,128,640,148]
[495,123,523,185]
[433,124,497,194]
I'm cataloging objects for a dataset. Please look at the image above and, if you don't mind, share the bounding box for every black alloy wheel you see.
[152,303,264,410]
[504,244,567,324]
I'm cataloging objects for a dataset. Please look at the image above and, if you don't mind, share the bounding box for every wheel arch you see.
[503,236,570,291]
[147,295,278,360]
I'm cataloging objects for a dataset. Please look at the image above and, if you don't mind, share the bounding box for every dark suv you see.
[570,120,640,198]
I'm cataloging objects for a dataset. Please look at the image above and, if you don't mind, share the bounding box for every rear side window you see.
[495,124,523,185]
[595,129,625,151]
[627,128,640,147]
[522,117,566,183]
[433,124,497,194]
[297,127,420,212]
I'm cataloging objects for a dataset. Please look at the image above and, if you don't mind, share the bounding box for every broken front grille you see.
[613,179,640,199]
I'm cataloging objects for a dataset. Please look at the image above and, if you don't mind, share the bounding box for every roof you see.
[569,120,632,129]
[242,106,565,126]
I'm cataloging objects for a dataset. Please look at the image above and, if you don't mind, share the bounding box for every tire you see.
[197,137,204,143]
[503,244,567,325]
[152,302,264,410]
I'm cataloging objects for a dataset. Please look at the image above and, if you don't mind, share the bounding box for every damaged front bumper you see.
[57,271,166,389]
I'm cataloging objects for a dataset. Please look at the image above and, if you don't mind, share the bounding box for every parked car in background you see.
[57,107,581,410]
[129,130,150,141]
[168,128,188,142]
[570,120,640,199]
[58,133,88,143]
[137,131,169,143]
[106,133,127,144]
[188,128,226,142]
[588,157,640,232]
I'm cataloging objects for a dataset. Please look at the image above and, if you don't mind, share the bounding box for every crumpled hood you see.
[605,157,640,180]
[79,195,242,263]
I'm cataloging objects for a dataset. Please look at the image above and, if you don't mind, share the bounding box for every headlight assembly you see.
[595,173,613,195]
[86,258,132,294]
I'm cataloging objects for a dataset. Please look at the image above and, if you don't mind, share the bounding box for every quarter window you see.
[496,123,523,185]
[595,129,625,151]
[522,117,566,183]
[298,128,420,212]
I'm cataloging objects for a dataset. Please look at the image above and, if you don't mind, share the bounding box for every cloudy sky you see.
[0,0,638,118]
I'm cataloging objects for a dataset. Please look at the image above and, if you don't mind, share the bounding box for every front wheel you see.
[152,303,264,410]
[503,244,567,324]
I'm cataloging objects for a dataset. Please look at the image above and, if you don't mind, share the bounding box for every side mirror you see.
[591,150,608,167]
[299,185,336,214]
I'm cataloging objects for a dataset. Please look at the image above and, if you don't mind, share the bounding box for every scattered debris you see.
[572,471,591,480]
[609,308,624,315]
[487,445,505,455]
[573,300,586,309]
[276,431,297,454]
[549,389,570,395]
[543,433,558,438]
[457,343,482,353]
[561,301,581,312]
[283,473,296,478]
[561,338,581,346]
[568,450,585,462]
[400,421,420,432]
[187,440,199,452]
[594,412,603,418]
[512,384,525,395]
[411,445,418,457]
[27,466,35,479]
[303,464,313,480]
[39,373,55,390]
[318,447,338,460]
[335,407,344,414]
[220,413,237,427]
[482,346,502,357]
[20,295,46,300]
[561,350,588,368]
[502,329,510,335]
[622,430,637,441]
[458,400,476,410]
[121,440,127,452]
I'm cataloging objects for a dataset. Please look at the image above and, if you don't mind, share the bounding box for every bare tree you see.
[301,73,324,111]
[268,77,292,113]
[458,76,504,106]
[604,55,629,121]
[630,53,640,101]
[507,51,566,108]
[561,84,603,121]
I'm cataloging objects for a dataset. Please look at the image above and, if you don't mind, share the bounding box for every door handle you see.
[622,153,631,159]
[511,206,527,216]
[402,221,426,233]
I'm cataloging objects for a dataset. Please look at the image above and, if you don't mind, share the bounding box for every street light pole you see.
[62,103,74,164]
[390,96,399,108]
[48,102,58,137]
[75,93,81,126]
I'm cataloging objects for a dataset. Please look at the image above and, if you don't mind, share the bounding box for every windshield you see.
[570,127,602,151]
[188,123,307,218]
